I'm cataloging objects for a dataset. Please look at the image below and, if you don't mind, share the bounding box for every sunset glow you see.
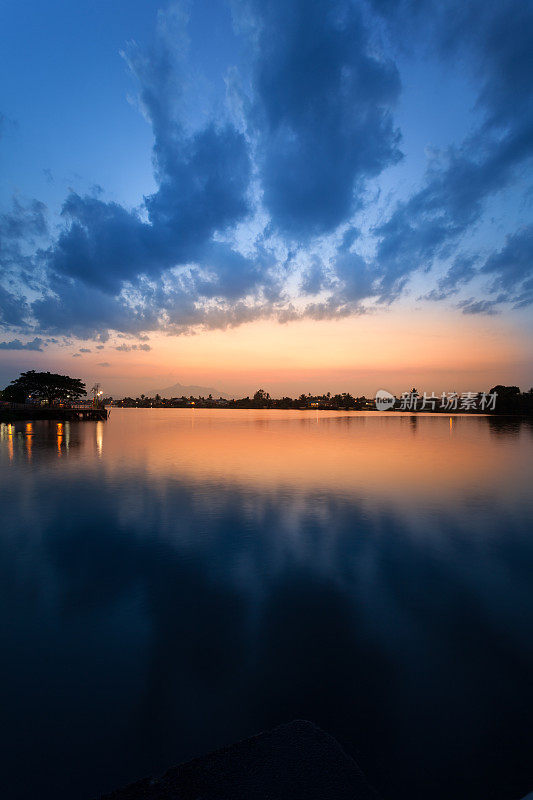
[1,308,529,397]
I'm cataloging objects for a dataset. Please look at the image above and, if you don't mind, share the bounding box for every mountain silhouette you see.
[151,381,230,399]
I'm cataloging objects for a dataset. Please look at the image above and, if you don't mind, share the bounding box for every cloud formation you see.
[0,198,47,327]
[370,0,533,304]
[115,343,152,352]
[245,0,402,237]
[0,337,44,351]
[481,225,533,309]
[423,255,478,302]
[0,0,532,352]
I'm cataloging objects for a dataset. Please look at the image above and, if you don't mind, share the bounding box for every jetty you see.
[0,402,108,422]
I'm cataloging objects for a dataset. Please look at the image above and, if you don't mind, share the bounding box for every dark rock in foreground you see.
[98,720,381,800]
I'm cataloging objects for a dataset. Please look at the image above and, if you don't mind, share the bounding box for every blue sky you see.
[0,0,532,392]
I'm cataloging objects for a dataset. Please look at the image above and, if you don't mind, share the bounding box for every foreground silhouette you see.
[0,370,86,404]
[97,721,381,800]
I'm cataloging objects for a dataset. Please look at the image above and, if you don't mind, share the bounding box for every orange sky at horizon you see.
[0,306,531,397]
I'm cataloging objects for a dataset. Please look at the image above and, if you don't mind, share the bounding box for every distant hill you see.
[151,381,231,399]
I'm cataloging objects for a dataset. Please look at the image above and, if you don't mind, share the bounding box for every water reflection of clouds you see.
[1,412,533,800]
[3,412,533,495]
[67,412,533,502]
[1,466,532,800]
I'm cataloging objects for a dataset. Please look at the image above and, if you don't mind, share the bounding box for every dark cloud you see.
[333,249,377,303]
[369,0,533,304]
[115,343,152,352]
[374,123,533,300]
[423,255,479,302]
[187,242,278,302]
[79,347,91,353]
[42,8,253,299]
[30,8,258,335]
[300,257,328,295]
[301,296,367,321]
[481,225,533,308]
[245,0,401,237]
[458,298,500,316]
[45,118,252,295]
[97,361,111,367]
[421,219,533,313]
[32,276,159,340]
[0,197,48,328]
[1,197,47,242]
[46,195,157,294]
[144,123,252,256]
[0,285,28,328]
[373,0,532,128]
[0,197,47,276]
[0,336,44,351]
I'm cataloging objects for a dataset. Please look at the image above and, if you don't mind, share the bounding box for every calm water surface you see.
[1,409,532,800]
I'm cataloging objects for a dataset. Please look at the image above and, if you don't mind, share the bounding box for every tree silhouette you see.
[253,389,271,406]
[1,370,86,405]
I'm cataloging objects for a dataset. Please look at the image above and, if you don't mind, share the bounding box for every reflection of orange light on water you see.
[26,423,33,460]
[7,411,531,514]
[7,424,14,461]
[96,422,104,457]
[83,409,531,504]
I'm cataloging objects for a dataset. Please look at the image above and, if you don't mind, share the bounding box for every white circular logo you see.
[375,389,395,411]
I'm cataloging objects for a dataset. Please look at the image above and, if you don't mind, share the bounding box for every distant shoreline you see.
[109,386,533,416]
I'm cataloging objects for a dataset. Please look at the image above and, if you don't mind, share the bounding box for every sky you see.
[0,0,532,398]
